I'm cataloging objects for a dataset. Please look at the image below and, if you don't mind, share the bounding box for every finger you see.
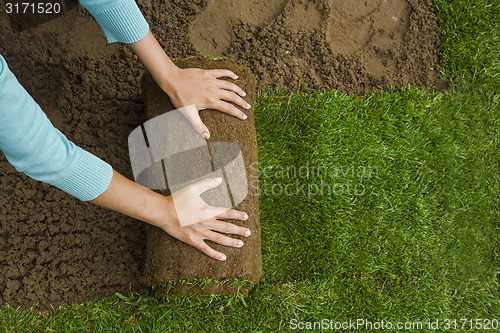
[209,69,238,80]
[216,80,246,98]
[204,220,252,237]
[218,90,251,110]
[201,122,210,140]
[191,177,223,195]
[179,106,209,138]
[211,100,247,120]
[196,241,227,261]
[206,231,244,248]
[215,208,248,221]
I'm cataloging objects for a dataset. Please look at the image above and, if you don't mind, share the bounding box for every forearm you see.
[127,30,179,90]
[90,169,173,228]
[0,55,112,201]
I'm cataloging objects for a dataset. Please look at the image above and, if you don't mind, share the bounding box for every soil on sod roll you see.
[0,0,443,309]
[142,57,261,296]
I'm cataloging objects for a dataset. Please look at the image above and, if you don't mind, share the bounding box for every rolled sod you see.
[141,56,261,295]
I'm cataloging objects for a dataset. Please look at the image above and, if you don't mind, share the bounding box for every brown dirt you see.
[172,0,445,93]
[0,0,443,309]
[7,1,78,32]
[142,57,261,295]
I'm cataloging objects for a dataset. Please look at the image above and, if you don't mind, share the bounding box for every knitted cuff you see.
[83,0,149,43]
[50,148,113,201]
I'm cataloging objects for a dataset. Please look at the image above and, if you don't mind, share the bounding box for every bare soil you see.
[0,0,443,309]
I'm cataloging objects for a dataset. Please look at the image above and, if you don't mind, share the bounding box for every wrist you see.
[127,30,180,93]
[149,194,178,231]
[155,64,181,96]
[90,171,177,230]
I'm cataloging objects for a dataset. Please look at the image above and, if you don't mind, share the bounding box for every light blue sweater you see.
[0,0,149,201]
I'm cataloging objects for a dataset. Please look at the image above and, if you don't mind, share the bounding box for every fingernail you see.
[243,213,248,220]
[246,103,251,109]
[242,113,248,120]
[235,75,238,80]
[242,91,247,97]
[220,255,227,261]
[238,241,244,247]
[245,230,251,237]
[215,177,222,182]
[203,132,210,139]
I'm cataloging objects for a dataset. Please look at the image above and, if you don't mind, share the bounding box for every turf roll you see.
[141,56,261,295]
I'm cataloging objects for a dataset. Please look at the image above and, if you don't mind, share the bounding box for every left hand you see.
[128,31,251,139]
[159,67,251,138]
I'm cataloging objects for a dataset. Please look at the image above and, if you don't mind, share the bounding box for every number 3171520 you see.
[5,2,61,14]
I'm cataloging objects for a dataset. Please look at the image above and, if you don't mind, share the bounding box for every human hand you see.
[90,170,250,262]
[160,67,251,138]
[158,177,251,261]
[128,31,251,138]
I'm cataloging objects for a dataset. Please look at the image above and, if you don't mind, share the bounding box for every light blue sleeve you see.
[79,0,149,43]
[0,55,113,201]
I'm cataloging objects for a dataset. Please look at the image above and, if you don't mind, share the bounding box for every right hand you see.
[159,177,251,261]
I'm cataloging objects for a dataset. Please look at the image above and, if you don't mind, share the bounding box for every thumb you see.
[179,105,210,139]
[200,122,210,140]
[191,177,223,195]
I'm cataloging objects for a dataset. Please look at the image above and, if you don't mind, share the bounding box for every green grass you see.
[1,0,499,331]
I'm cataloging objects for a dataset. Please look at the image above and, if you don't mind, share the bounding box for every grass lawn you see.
[1,0,499,331]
